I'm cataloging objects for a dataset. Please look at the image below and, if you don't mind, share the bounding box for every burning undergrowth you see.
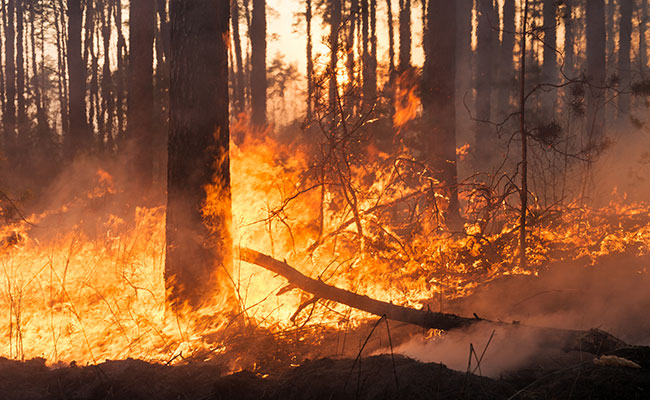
[0,123,649,375]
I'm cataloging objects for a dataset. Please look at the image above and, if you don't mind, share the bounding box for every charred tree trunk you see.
[30,2,51,157]
[55,0,69,139]
[563,0,575,78]
[369,0,377,101]
[586,0,606,143]
[541,0,557,114]
[101,1,114,151]
[345,0,357,112]
[386,0,395,74]
[422,0,461,225]
[328,0,341,123]
[617,0,632,118]
[641,0,647,70]
[4,0,16,158]
[398,0,410,71]
[250,0,266,126]
[231,0,245,115]
[456,0,472,144]
[361,0,369,103]
[497,0,515,119]
[66,0,89,157]
[305,0,314,119]
[474,0,496,165]
[128,0,155,190]
[15,0,26,155]
[167,0,232,309]
[115,0,126,143]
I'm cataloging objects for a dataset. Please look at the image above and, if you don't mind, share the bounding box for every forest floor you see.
[3,257,650,399]
[1,347,650,400]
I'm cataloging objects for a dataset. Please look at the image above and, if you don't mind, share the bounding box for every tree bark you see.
[231,0,245,115]
[167,0,232,309]
[128,0,156,189]
[240,248,628,355]
[250,0,266,126]
[328,0,341,124]
[617,0,632,118]
[542,0,557,114]
[474,0,497,164]
[586,0,606,143]
[497,0,515,119]
[398,0,410,71]
[15,0,27,152]
[3,0,16,158]
[422,0,460,225]
[640,0,647,70]
[305,0,314,119]
[66,0,89,158]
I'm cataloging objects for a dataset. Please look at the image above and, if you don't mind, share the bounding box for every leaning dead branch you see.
[239,247,628,355]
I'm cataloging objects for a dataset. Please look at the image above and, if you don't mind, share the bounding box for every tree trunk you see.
[563,0,574,79]
[55,0,69,139]
[398,0,410,71]
[305,0,314,119]
[250,0,266,126]
[541,0,557,114]
[231,0,245,115]
[115,0,126,143]
[617,0,632,118]
[3,0,16,158]
[328,0,341,123]
[640,0,647,70]
[497,0,515,119]
[66,0,89,158]
[15,0,27,156]
[361,0,369,102]
[369,0,377,101]
[101,1,114,151]
[422,0,460,225]
[474,0,496,164]
[586,0,606,143]
[128,0,155,190]
[167,0,232,309]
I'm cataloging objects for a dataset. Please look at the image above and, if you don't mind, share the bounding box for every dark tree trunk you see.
[398,0,410,71]
[641,0,647,69]
[0,0,5,119]
[386,0,394,74]
[167,0,232,309]
[586,0,606,142]
[361,0,369,102]
[4,0,16,157]
[250,0,266,126]
[305,0,314,119]
[231,0,245,115]
[422,0,460,225]
[542,0,557,113]
[456,0,472,142]
[345,0,357,112]
[563,0,575,78]
[15,0,27,153]
[474,0,496,164]
[498,0,515,118]
[115,0,126,143]
[30,2,50,155]
[101,1,114,151]
[55,0,69,138]
[128,0,155,189]
[328,0,341,121]
[66,0,89,157]
[617,0,632,118]
[369,0,377,100]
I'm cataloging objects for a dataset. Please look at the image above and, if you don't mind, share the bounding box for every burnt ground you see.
[1,346,650,400]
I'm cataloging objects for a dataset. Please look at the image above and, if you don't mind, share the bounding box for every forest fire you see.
[2,133,650,369]
[1,0,650,397]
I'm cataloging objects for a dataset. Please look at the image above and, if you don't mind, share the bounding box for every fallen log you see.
[239,247,628,355]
